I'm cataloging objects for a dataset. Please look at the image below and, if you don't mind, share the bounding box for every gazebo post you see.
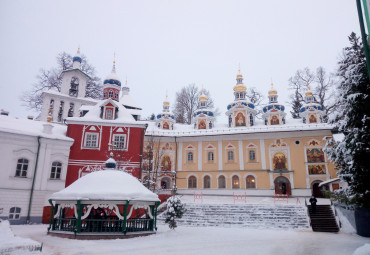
[154,201,160,231]
[47,199,54,232]
[76,200,83,233]
[122,200,129,234]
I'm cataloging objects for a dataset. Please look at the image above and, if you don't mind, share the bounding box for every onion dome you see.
[268,82,277,95]
[104,60,121,87]
[72,47,82,69]
[199,89,208,102]
[105,153,117,169]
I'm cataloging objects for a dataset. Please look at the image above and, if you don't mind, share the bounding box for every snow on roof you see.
[145,118,334,137]
[67,98,143,125]
[333,133,345,143]
[42,90,98,103]
[0,115,73,141]
[50,170,160,202]
[121,94,142,110]
[319,178,341,187]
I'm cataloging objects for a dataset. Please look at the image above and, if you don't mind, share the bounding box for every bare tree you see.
[288,67,336,121]
[246,87,263,106]
[173,84,219,124]
[21,52,102,112]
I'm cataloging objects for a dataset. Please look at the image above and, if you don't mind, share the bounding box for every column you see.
[218,140,223,170]
[198,141,202,171]
[238,140,244,170]
[260,139,266,169]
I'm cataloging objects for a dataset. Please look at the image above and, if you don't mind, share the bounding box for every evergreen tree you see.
[290,89,303,118]
[325,32,370,209]
[164,196,186,229]
[150,113,156,121]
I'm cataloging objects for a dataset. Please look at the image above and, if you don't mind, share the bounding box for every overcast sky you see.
[0,0,360,122]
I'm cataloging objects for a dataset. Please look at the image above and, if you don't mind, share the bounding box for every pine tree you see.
[164,196,186,229]
[325,32,370,209]
[290,89,303,118]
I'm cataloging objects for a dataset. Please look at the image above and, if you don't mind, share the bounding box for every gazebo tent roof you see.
[50,170,160,202]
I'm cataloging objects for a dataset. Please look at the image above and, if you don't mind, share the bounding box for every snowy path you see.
[10,224,369,255]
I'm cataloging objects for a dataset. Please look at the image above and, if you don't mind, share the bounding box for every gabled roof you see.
[121,94,142,110]
[60,68,91,79]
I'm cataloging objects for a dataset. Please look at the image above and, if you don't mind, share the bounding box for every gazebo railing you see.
[51,217,154,233]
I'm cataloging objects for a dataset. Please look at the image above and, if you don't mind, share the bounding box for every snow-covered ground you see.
[8,223,370,255]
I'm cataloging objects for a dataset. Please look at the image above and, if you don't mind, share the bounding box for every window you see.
[232,175,240,189]
[113,135,126,150]
[9,207,21,220]
[250,114,254,126]
[115,91,119,99]
[208,152,214,162]
[106,109,113,120]
[188,176,197,188]
[246,175,256,189]
[68,103,74,117]
[109,90,114,98]
[204,176,211,189]
[15,158,28,177]
[50,162,62,179]
[57,101,64,122]
[227,151,234,161]
[69,77,79,97]
[249,150,256,161]
[85,133,98,148]
[187,152,193,162]
[218,176,226,189]
[103,91,107,98]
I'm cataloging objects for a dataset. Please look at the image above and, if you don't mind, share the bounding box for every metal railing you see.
[51,217,154,233]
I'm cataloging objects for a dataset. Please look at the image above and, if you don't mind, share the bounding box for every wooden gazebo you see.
[48,168,160,239]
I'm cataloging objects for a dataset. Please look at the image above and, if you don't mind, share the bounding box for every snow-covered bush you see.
[164,196,186,229]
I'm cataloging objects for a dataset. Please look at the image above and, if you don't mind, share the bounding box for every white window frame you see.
[112,134,126,150]
[249,150,256,161]
[109,90,114,98]
[9,207,21,220]
[227,150,234,161]
[246,175,256,189]
[106,109,113,120]
[84,132,99,148]
[187,152,194,162]
[208,151,214,161]
[218,175,226,189]
[50,161,62,179]
[15,158,29,177]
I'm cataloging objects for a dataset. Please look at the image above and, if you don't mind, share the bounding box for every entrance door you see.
[312,181,325,198]
[274,176,291,195]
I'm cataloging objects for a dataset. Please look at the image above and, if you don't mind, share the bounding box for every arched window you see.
[106,109,113,120]
[218,176,226,189]
[68,103,74,117]
[246,175,256,189]
[115,91,119,99]
[103,91,107,98]
[15,158,29,177]
[228,151,234,161]
[50,162,62,179]
[69,77,79,97]
[188,176,197,188]
[108,90,114,98]
[9,207,21,220]
[249,150,256,161]
[232,175,240,189]
[203,176,211,189]
[250,114,254,126]
[208,152,214,162]
[187,152,193,162]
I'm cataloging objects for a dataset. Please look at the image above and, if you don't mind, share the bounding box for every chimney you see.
[43,123,54,134]
[1,109,9,116]
[27,115,34,120]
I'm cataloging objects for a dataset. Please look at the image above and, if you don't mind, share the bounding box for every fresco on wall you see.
[163,122,169,129]
[273,152,287,170]
[235,112,246,126]
[270,115,280,125]
[308,164,326,175]
[309,114,318,123]
[198,120,206,129]
[306,148,325,163]
[161,156,171,171]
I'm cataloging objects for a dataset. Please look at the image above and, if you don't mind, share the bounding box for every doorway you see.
[274,176,291,195]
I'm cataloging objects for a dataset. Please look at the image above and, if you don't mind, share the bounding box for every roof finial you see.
[271,78,274,90]
[166,89,168,100]
[238,63,241,74]
[77,45,80,54]
[125,76,128,86]
[112,53,116,73]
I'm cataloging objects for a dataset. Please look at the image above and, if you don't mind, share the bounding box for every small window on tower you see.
[68,103,74,117]
[106,109,113,120]
[109,90,114,98]
[115,91,119,99]
[69,77,79,97]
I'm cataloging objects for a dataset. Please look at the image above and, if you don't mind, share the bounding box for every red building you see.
[65,61,146,187]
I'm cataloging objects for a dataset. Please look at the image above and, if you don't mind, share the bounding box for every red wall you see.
[65,123,144,187]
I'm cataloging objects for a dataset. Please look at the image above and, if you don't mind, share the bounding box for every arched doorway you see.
[312,180,326,198]
[274,176,291,195]
[161,177,171,189]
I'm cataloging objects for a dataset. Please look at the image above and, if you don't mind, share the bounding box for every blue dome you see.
[105,157,117,169]
[73,56,82,63]
[104,79,122,86]
[227,101,255,110]
[300,104,322,113]
[263,104,285,113]
[157,113,175,120]
[193,110,214,117]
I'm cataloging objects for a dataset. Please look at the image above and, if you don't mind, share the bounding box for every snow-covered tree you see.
[164,196,186,229]
[325,32,370,209]
[22,52,102,111]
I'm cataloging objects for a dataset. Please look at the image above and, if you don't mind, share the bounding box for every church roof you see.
[49,170,160,202]
[121,94,142,110]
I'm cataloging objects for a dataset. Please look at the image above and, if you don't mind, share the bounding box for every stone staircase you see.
[307,205,340,232]
[159,203,310,229]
